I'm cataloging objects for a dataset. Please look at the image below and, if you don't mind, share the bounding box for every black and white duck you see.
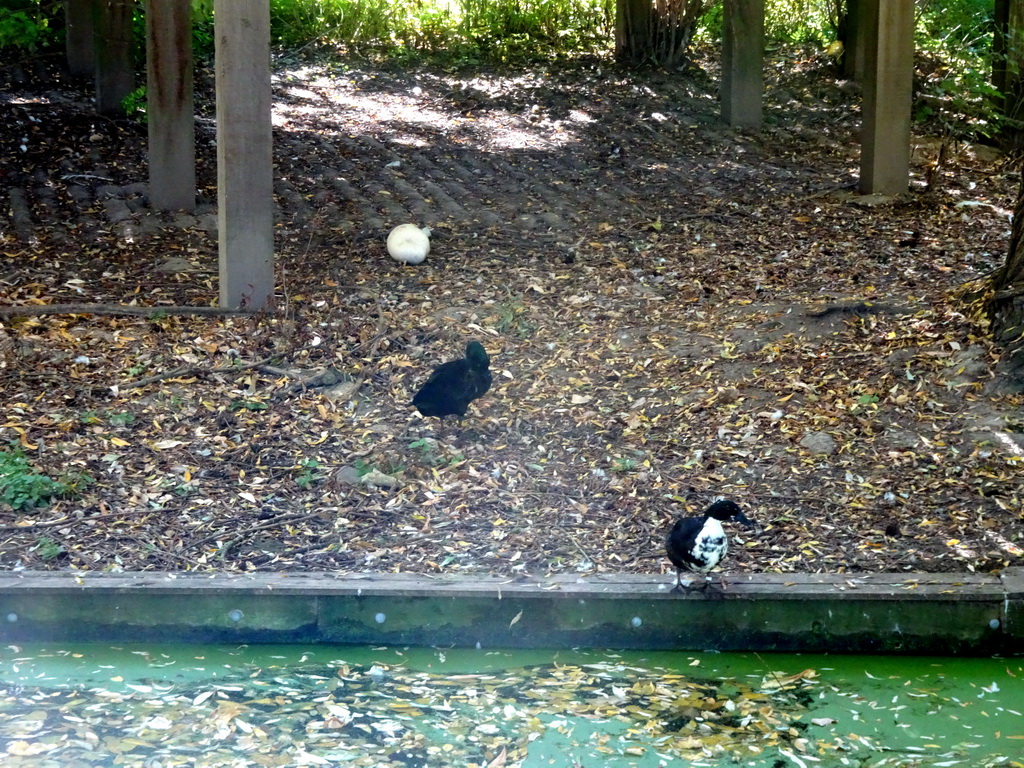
[665,499,754,593]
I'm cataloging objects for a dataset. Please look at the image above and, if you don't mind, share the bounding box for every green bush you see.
[915,0,997,135]
[0,2,51,53]
[263,0,613,62]
[191,0,215,55]
[0,445,70,511]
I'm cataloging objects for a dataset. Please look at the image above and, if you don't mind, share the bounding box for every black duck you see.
[411,341,492,422]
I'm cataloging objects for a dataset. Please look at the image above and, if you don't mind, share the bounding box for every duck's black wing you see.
[438,365,491,416]
[465,366,492,401]
[412,359,472,418]
[665,517,704,571]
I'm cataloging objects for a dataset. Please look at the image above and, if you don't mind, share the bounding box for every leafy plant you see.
[230,399,269,412]
[33,536,65,561]
[611,456,636,473]
[0,3,51,53]
[109,412,135,427]
[764,0,839,44]
[173,481,198,497]
[295,458,323,488]
[914,0,999,136]
[80,410,102,426]
[0,445,70,510]
[494,300,534,337]
[409,437,438,464]
[408,438,462,467]
[191,0,216,56]
[121,86,147,122]
[60,470,94,495]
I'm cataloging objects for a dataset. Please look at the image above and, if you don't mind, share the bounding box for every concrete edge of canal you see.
[2,569,1022,654]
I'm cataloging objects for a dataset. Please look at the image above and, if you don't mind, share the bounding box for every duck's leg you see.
[677,574,725,598]
[672,571,701,594]
[696,575,728,599]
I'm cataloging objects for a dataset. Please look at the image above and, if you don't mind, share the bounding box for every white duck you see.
[387,224,431,265]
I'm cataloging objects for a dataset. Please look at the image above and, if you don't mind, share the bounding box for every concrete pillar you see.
[146,0,196,211]
[64,0,96,78]
[721,0,764,129]
[94,0,134,115]
[214,0,274,310]
[860,0,913,195]
[842,0,868,82]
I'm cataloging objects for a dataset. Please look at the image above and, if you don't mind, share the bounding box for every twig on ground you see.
[0,304,256,318]
[119,354,282,391]
[184,512,322,555]
[0,509,127,531]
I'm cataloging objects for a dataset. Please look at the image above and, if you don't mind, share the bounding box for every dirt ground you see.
[1,46,1022,579]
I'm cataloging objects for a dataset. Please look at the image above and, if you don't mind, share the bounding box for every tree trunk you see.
[990,172,1024,378]
[994,0,1024,149]
[615,0,709,68]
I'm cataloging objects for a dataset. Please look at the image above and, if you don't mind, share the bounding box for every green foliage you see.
[80,411,102,426]
[295,458,322,488]
[0,445,70,511]
[191,0,215,56]
[765,0,841,44]
[229,399,269,412]
[0,2,52,53]
[713,0,997,137]
[60,470,94,495]
[408,438,462,467]
[269,0,396,50]
[265,0,614,63]
[33,537,65,561]
[408,437,437,463]
[109,412,136,427]
[915,0,998,136]
[918,0,992,44]
[494,300,533,337]
[611,456,636,473]
[121,86,148,122]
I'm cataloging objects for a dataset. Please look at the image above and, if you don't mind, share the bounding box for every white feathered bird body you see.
[387,224,431,265]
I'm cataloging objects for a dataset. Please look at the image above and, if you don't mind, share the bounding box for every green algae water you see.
[1,644,1022,767]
